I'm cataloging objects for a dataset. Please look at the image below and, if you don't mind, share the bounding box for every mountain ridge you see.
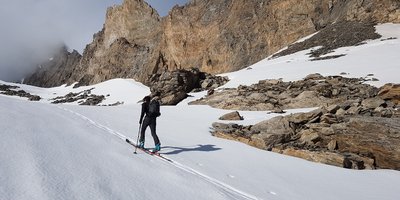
[25,0,400,87]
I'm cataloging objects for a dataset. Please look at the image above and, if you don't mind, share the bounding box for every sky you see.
[0,0,189,82]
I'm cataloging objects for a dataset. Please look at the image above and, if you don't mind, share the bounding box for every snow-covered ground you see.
[1,23,400,200]
[220,23,400,88]
[0,78,150,106]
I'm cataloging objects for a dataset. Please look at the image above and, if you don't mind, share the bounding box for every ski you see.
[125,139,172,162]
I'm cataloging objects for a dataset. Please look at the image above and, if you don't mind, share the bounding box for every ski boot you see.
[138,141,145,149]
[153,144,161,152]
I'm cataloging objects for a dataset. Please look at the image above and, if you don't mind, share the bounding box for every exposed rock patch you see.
[190,74,379,111]
[0,84,41,101]
[211,122,254,145]
[219,111,244,121]
[378,83,400,105]
[209,74,400,170]
[310,54,346,61]
[211,99,400,170]
[273,21,381,59]
[51,88,105,106]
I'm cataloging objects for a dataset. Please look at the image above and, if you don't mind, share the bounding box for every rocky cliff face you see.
[26,0,400,87]
[160,0,399,74]
[75,0,162,86]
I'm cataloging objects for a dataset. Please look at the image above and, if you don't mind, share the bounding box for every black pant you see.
[140,116,160,145]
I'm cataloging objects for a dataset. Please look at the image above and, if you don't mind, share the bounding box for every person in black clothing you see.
[139,95,161,151]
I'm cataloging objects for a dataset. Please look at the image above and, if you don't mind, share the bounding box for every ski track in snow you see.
[56,106,264,200]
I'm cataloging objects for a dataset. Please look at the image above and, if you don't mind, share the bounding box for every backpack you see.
[148,99,161,117]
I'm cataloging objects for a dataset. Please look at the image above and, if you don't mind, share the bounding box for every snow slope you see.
[220,23,400,88]
[0,78,150,105]
[1,23,400,200]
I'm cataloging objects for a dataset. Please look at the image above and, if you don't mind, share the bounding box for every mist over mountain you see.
[0,0,121,82]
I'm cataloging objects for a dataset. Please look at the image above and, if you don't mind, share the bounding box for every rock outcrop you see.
[273,21,381,58]
[209,74,400,170]
[190,74,380,111]
[26,0,400,88]
[50,88,106,106]
[148,68,228,105]
[75,0,162,86]
[219,111,244,121]
[378,83,400,105]
[0,84,41,101]
[212,100,400,170]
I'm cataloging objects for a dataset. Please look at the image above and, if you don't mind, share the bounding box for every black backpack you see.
[148,99,161,117]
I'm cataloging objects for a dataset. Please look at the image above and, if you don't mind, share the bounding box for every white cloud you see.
[0,0,122,81]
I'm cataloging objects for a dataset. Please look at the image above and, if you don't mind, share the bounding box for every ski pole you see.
[134,124,141,154]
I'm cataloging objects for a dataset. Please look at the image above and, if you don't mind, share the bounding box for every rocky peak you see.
[104,0,161,48]
[25,0,400,88]
[71,0,163,86]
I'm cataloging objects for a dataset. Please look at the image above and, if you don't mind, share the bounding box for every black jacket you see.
[139,101,150,124]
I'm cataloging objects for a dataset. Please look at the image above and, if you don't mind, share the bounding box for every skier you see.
[138,94,161,152]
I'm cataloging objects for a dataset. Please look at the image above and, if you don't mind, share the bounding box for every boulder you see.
[335,108,346,116]
[361,97,385,109]
[379,83,400,105]
[331,117,400,170]
[320,113,339,124]
[211,122,241,134]
[211,122,264,148]
[219,111,244,121]
[150,68,228,105]
[268,108,286,114]
[326,104,340,114]
[327,140,338,151]
[299,130,321,144]
[304,73,324,80]
[289,91,323,108]
[250,116,296,149]
[248,93,267,101]
[346,106,363,115]
[251,116,293,136]
[288,109,324,124]
[277,148,374,169]
[28,95,41,101]
[258,79,282,85]
[374,107,394,118]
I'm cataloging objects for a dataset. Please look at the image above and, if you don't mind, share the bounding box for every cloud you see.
[0,0,122,82]
[0,0,188,82]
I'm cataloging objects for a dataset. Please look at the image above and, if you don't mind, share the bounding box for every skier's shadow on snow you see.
[161,144,221,155]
